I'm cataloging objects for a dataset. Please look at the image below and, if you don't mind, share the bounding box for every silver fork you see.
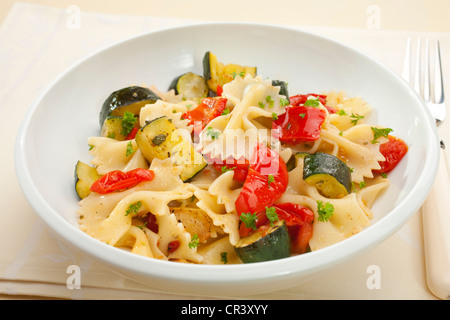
[403,38,450,300]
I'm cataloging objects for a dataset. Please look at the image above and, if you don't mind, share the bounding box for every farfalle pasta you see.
[74,52,408,264]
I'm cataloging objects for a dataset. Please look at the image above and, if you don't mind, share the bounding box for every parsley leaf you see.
[317,200,334,222]
[265,207,279,226]
[206,127,220,140]
[220,252,228,264]
[371,127,393,144]
[221,166,236,174]
[121,111,138,136]
[222,108,231,115]
[126,141,135,156]
[272,112,278,120]
[189,234,199,249]
[266,95,274,108]
[125,201,142,216]
[280,97,290,106]
[240,212,257,230]
[304,97,320,108]
[350,113,364,126]
[268,174,275,186]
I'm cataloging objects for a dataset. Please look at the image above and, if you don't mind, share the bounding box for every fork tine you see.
[413,38,422,95]
[434,40,444,104]
[402,38,412,82]
[424,39,431,102]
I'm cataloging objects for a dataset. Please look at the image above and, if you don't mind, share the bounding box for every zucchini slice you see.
[100,116,127,140]
[168,72,208,100]
[272,80,289,98]
[203,51,257,93]
[303,152,352,198]
[74,161,100,199]
[235,220,291,263]
[135,116,207,181]
[100,86,160,126]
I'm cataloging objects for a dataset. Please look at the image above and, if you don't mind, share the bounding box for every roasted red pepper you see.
[272,104,326,144]
[208,156,250,183]
[89,168,155,194]
[182,97,227,134]
[235,144,289,217]
[239,203,315,254]
[290,93,337,114]
[373,135,408,174]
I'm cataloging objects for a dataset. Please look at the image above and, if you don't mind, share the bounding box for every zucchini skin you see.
[100,86,160,126]
[202,51,257,93]
[303,152,352,198]
[168,72,208,100]
[272,80,289,98]
[235,220,291,263]
[74,161,100,199]
[135,116,207,182]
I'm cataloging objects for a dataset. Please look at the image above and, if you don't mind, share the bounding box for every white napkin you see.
[1,2,448,300]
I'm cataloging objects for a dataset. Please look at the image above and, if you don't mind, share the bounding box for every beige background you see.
[1,0,449,32]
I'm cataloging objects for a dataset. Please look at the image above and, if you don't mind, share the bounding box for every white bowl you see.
[15,22,439,296]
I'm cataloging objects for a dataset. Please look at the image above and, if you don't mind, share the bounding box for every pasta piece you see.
[194,188,241,246]
[198,75,287,161]
[88,137,147,175]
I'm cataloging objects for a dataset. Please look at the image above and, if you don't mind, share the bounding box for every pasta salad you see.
[74,52,408,264]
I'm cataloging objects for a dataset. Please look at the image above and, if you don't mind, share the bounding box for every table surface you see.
[1,0,449,300]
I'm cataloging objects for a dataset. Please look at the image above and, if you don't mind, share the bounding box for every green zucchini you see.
[100,116,127,140]
[135,116,207,181]
[303,152,352,199]
[168,72,208,100]
[272,80,289,98]
[100,86,160,126]
[202,51,257,93]
[235,220,291,263]
[74,161,100,199]
[286,152,310,172]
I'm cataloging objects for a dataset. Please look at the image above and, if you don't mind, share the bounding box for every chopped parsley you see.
[280,97,290,106]
[371,127,393,144]
[350,113,364,126]
[317,200,334,222]
[240,212,257,230]
[299,113,306,118]
[231,71,245,79]
[221,166,236,174]
[125,201,142,216]
[266,95,274,108]
[338,109,347,116]
[268,174,275,186]
[126,141,135,156]
[265,207,279,226]
[304,97,320,108]
[189,234,200,249]
[220,252,228,264]
[272,112,278,120]
[206,127,220,140]
[121,111,138,136]
[222,108,231,115]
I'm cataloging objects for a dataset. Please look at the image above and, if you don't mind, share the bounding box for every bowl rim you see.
[14,21,440,287]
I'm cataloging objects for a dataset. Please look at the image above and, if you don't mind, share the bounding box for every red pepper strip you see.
[182,97,227,133]
[206,155,250,183]
[290,93,337,114]
[126,126,139,140]
[272,105,326,144]
[373,135,408,174]
[89,168,155,194]
[168,240,180,253]
[238,203,315,254]
[216,85,223,96]
[235,144,289,217]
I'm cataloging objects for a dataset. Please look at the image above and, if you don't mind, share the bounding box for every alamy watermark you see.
[66,5,81,30]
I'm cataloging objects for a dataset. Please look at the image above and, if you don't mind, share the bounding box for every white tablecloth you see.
[1,2,449,300]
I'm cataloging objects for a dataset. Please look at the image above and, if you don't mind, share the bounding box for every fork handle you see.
[422,146,450,300]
